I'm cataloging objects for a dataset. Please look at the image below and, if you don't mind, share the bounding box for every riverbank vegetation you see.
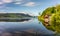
[38,5,60,33]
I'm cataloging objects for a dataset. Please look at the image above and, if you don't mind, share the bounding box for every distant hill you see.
[0,13,32,18]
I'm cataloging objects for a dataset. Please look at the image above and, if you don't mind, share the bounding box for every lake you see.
[0,18,55,36]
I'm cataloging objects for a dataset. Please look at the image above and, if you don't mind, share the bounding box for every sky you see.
[0,0,60,16]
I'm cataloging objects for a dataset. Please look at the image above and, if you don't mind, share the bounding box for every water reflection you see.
[0,18,31,22]
[0,18,55,36]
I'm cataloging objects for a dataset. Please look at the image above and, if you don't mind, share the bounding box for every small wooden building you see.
[44,14,50,26]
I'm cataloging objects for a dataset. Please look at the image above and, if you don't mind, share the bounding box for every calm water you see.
[0,18,55,36]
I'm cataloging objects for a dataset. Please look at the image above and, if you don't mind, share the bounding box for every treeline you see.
[0,13,32,18]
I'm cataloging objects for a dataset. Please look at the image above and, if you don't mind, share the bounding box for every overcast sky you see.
[0,0,60,16]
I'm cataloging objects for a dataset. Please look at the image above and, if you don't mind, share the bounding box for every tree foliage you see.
[38,5,60,33]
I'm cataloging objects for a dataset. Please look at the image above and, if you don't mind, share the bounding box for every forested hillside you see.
[0,13,32,18]
[38,5,60,33]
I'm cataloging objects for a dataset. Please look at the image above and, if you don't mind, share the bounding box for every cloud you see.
[15,0,23,2]
[0,5,6,9]
[14,2,21,4]
[14,2,23,5]
[2,0,13,3]
[0,0,40,8]
[0,2,4,5]
[14,0,24,5]
[22,2,36,7]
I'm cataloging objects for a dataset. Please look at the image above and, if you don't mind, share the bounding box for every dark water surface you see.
[0,18,55,36]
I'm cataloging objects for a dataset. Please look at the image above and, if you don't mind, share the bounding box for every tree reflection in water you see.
[0,18,30,22]
[0,19,55,36]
